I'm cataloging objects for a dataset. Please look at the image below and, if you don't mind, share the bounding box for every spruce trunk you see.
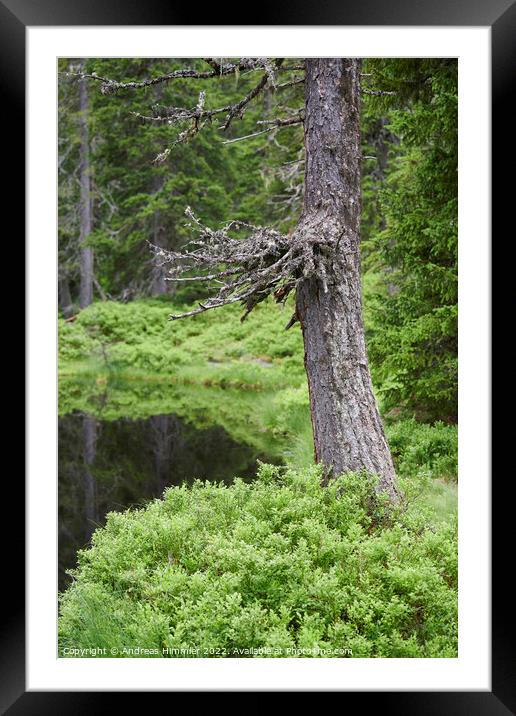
[78,72,93,309]
[296,58,398,500]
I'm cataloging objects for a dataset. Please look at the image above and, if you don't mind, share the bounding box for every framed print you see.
[3,0,509,709]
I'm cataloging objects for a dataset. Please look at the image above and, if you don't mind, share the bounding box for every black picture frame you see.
[6,0,509,709]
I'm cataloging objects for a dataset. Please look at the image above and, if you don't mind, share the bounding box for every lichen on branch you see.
[149,208,348,327]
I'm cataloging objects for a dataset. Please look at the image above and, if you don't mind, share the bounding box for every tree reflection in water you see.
[58,410,277,591]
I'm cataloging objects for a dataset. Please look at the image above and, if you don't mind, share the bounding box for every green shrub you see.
[58,299,305,386]
[386,418,457,481]
[59,465,457,658]
[58,318,96,363]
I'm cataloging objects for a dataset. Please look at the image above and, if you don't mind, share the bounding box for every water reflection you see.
[59,410,277,591]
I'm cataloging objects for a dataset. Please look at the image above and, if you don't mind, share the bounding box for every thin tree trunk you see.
[58,274,74,318]
[150,178,168,296]
[149,83,169,297]
[78,70,93,309]
[296,58,398,500]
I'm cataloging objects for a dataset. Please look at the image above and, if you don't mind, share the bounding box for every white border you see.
[27,27,490,691]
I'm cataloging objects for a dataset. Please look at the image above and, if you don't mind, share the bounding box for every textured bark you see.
[296,59,398,500]
[78,72,94,309]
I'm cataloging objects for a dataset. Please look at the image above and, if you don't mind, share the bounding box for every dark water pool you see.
[58,411,277,591]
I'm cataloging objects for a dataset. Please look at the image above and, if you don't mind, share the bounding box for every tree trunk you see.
[58,273,74,318]
[150,178,168,296]
[78,70,93,309]
[296,58,398,500]
[149,84,169,297]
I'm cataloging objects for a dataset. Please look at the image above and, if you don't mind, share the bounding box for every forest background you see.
[57,57,458,658]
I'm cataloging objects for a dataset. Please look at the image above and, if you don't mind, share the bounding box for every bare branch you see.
[219,72,270,131]
[221,128,274,145]
[361,89,397,96]
[256,110,305,128]
[219,58,284,131]
[203,57,222,74]
[284,312,299,330]
[64,58,306,162]
[124,59,301,158]
[152,206,348,323]
[131,101,232,125]
[60,58,300,96]
[276,76,305,90]
[60,62,239,93]
[223,112,304,145]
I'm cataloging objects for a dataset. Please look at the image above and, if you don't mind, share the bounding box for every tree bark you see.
[296,58,398,500]
[78,70,93,309]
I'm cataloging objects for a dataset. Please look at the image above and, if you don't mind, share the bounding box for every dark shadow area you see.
[58,410,277,591]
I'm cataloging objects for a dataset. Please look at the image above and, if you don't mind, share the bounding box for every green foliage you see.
[58,58,303,302]
[386,418,458,482]
[59,58,458,425]
[57,59,459,661]
[59,298,458,483]
[363,59,458,421]
[59,297,305,387]
[59,465,457,658]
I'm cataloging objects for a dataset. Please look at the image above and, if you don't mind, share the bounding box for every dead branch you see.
[60,59,302,95]
[219,63,279,131]
[223,111,305,145]
[361,89,397,96]
[63,58,307,161]
[150,206,348,324]
[60,60,250,94]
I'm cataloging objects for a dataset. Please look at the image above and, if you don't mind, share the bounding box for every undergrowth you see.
[59,465,457,658]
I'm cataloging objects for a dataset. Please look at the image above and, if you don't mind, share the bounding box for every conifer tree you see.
[72,57,400,498]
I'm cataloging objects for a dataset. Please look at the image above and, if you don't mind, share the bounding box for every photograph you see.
[0,0,508,697]
[57,55,459,660]
[7,9,500,702]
